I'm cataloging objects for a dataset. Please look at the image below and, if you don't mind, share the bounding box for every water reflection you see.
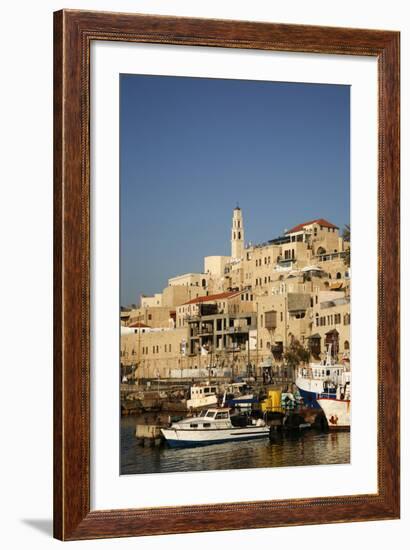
[120,416,350,475]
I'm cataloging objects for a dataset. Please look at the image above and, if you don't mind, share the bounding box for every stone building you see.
[121,327,189,379]
[121,207,350,379]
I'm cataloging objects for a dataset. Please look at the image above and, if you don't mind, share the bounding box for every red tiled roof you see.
[128,321,151,328]
[182,291,240,306]
[286,218,338,234]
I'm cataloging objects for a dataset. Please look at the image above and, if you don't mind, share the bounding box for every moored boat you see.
[318,372,351,430]
[186,383,218,410]
[296,345,349,408]
[223,382,258,410]
[161,408,269,448]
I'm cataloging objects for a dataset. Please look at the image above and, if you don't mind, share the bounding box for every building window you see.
[335,314,341,324]
[344,340,350,350]
[260,314,263,327]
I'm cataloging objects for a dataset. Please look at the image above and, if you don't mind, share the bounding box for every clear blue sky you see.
[120,74,350,306]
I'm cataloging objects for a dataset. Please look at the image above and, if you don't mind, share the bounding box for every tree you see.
[342,224,351,242]
[342,224,351,267]
[284,339,310,381]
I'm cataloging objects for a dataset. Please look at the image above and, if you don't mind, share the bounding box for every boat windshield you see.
[198,410,207,417]
[215,411,229,419]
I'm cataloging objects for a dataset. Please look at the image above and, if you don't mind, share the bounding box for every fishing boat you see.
[186,383,218,410]
[295,345,349,409]
[161,408,269,448]
[318,372,351,430]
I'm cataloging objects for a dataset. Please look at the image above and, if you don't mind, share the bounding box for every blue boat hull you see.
[226,397,258,407]
[164,433,269,449]
[298,387,337,409]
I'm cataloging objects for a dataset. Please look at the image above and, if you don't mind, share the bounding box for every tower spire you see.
[231,206,244,259]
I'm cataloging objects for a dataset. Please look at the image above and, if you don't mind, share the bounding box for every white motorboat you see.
[161,408,269,448]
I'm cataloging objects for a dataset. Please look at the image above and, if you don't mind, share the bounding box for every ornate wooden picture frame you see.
[54,9,400,540]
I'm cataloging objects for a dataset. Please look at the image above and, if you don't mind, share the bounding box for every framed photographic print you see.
[54,9,400,540]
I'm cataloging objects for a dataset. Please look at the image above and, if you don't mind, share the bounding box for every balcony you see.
[276,259,296,269]
[315,251,346,262]
[227,326,251,334]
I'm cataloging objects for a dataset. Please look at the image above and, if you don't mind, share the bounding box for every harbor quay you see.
[122,379,330,448]
[121,208,351,446]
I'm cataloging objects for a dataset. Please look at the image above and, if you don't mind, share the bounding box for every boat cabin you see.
[172,408,232,430]
[198,408,230,419]
[190,385,218,398]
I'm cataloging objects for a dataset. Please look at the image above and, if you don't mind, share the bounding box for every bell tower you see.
[231,206,244,259]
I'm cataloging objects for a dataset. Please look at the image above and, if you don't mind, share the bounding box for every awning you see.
[301,265,323,272]
[307,333,321,339]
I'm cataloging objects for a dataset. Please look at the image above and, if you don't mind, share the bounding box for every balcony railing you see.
[315,251,346,262]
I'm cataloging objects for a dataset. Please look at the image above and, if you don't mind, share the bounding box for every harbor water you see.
[120,416,350,475]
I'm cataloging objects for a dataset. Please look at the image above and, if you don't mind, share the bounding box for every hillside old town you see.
[120,208,350,385]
